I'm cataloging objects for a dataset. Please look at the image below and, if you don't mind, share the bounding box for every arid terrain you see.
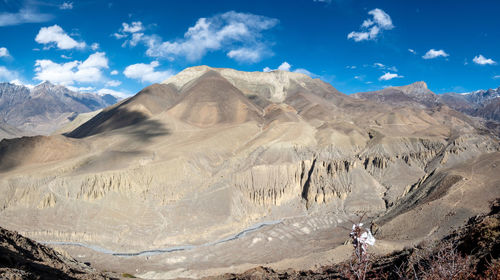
[0,66,499,279]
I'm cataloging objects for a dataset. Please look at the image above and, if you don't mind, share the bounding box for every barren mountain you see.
[0,81,118,136]
[352,81,441,108]
[0,66,498,278]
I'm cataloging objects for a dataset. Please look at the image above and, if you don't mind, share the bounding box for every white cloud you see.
[348,8,394,42]
[346,65,357,69]
[98,88,130,98]
[35,25,86,50]
[123,61,174,83]
[66,85,95,92]
[105,80,122,87]
[227,47,266,63]
[91,43,99,51]
[422,49,449,59]
[113,33,127,39]
[0,66,18,81]
[493,75,500,79]
[122,21,144,33]
[294,68,314,76]
[408,48,416,54]
[113,21,145,43]
[110,70,119,75]
[34,52,109,85]
[59,2,73,10]
[0,8,52,26]
[278,62,291,71]
[61,54,71,59]
[379,72,403,81]
[373,62,397,72]
[473,54,496,65]
[0,47,9,57]
[262,61,316,77]
[119,11,278,63]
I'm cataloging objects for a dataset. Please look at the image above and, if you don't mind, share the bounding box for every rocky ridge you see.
[0,226,112,279]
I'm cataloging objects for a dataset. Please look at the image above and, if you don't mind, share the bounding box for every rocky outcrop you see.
[0,226,111,279]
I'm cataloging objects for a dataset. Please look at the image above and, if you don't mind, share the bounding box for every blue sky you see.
[0,0,499,97]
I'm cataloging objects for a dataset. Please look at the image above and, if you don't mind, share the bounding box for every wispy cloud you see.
[372,62,398,72]
[227,47,268,63]
[408,49,416,54]
[105,80,121,87]
[473,54,496,65]
[422,49,449,59]
[0,66,18,81]
[59,2,73,10]
[0,8,52,27]
[115,11,278,63]
[348,8,394,42]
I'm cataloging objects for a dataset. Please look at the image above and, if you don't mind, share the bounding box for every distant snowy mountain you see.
[440,86,500,122]
[460,87,500,104]
[0,81,119,136]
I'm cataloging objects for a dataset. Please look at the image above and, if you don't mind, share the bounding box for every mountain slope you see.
[167,70,262,127]
[0,121,23,140]
[67,83,177,138]
[0,82,118,135]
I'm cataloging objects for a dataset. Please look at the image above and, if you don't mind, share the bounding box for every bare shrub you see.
[416,241,476,280]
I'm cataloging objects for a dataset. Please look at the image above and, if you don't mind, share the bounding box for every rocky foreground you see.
[0,226,114,280]
[209,199,500,279]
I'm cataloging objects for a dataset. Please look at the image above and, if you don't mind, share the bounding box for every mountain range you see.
[0,66,498,278]
[354,82,500,121]
[440,86,500,121]
[0,81,119,138]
